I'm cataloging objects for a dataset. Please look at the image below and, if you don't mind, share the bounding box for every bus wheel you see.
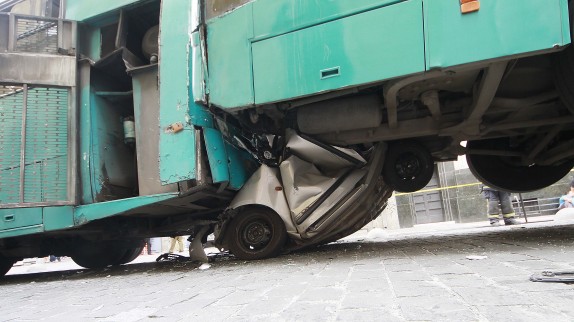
[113,243,145,266]
[467,139,574,192]
[227,207,287,260]
[382,140,434,193]
[0,254,15,277]
[71,240,126,269]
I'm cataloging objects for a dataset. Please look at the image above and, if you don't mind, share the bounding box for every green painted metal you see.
[225,143,255,190]
[78,63,95,204]
[0,208,42,231]
[424,0,569,69]
[0,193,176,238]
[65,0,141,22]
[74,193,178,225]
[0,225,43,239]
[0,90,23,204]
[207,3,255,109]
[159,0,197,185]
[24,87,69,203]
[252,0,424,104]
[190,31,209,109]
[252,0,404,40]
[43,206,74,231]
[203,128,231,184]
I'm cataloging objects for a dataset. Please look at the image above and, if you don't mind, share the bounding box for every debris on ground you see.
[530,270,574,283]
[466,255,488,260]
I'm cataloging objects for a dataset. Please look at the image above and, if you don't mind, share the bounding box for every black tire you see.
[553,0,574,115]
[382,141,434,192]
[0,254,15,278]
[467,139,574,192]
[227,207,287,260]
[113,245,144,266]
[71,240,127,269]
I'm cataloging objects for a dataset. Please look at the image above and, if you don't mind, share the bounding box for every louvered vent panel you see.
[0,86,24,204]
[24,87,68,203]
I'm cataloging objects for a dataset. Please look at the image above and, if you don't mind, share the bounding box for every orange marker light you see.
[461,0,480,14]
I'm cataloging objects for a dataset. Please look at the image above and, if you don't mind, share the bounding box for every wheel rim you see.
[240,219,272,251]
[395,152,422,180]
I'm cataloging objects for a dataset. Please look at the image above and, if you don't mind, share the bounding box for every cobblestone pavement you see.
[2,220,574,321]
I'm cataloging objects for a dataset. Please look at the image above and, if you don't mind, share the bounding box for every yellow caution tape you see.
[395,182,482,196]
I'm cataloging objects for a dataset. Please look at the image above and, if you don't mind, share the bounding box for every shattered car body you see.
[215,131,393,258]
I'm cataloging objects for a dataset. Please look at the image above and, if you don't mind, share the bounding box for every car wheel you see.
[382,140,434,192]
[227,207,287,260]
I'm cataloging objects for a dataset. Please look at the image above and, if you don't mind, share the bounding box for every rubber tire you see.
[382,141,434,193]
[113,245,145,266]
[227,207,287,260]
[553,0,574,115]
[71,240,127,269]
[467,139,574,192]
[0,254,15,278]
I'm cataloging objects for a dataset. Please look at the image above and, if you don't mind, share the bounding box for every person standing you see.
[145,238,153,255]
[482,186,519,226]
[169,236,184,253]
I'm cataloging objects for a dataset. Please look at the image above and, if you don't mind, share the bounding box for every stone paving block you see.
[392,284,451,298]
[438,274,489,287]
[192,286,235,301]
[151,298,216,318]
[346,279,392,293]
[264,284,306,298]
[492,275,574,292]
[452,287,538,306]
[216,290,266,306]
[335,308,405,322]
[458,262,529,278]
[340,292,396,309]
[397,295,478,321]
[487,253,537,262]
[281,302,338,321]
[382,264,421,273]
[298,287,345,302]
[424,263,474,275]
[387,270,432,282]
[182,305,245,321]
[505,259,571,272]
[237,298,290,316]
[475,304,572,322]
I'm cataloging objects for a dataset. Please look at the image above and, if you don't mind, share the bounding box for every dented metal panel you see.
[227,131,389,244]
[158,0,197,185]
[229,165,297,239]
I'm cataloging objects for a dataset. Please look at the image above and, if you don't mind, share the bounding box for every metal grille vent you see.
[0,86,24,204]
[15,16,58,54]
[0,85,69,205]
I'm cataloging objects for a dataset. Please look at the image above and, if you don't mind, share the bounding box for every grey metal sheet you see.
[0,53,75,86]
[131,64,178,196]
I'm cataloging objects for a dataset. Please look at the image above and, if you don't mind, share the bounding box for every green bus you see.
[0,0,573,276]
